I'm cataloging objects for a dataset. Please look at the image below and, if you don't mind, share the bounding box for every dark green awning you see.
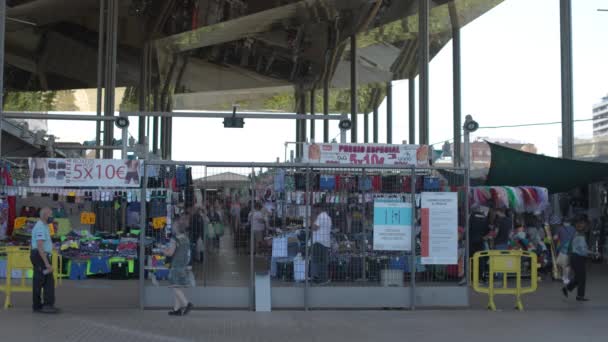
[485,142,608,193]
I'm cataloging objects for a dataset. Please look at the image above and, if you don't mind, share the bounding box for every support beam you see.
[138,46,147,145]
[373,105,379,143]
[310,88,316,142]
[450,4,462,166]
[364,113,369,143]
[103,0,118,159]
[3,111,349,121]
[0,0,4,158]
[95,0,105,159]
[409,78,416,145]
[301,90,307,151]
[296,116,301,158]
[350,35,358,143]
[152,84,159,154]
[386,81,393,144]
[323,80,329,143]
[560,0,574,159]
[418,0,430,145]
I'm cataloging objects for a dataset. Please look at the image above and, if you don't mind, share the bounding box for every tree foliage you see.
[3,91,57,111]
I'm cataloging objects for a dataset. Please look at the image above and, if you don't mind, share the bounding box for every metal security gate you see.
[140,161,469,310]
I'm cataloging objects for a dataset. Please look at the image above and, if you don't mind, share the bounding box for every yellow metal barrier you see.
[0,247,62,309]
[471,250,538,311]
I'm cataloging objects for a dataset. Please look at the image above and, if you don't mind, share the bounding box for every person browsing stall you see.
[562,216,594,302]
[311,204,332,284]
[30,207,59,313]
[248,202,268,256]
[163,219,194,316]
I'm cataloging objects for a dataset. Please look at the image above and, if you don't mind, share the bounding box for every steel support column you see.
[350,35,358,143]
[373,105,379,143]
[409,78,416,144]
[296,117,301,158]
[450,4,462,166]
[418,0,430,145]
[300,91,307,155]
[310,88,316,142]
[386,81,393,144]
[560,0,574,159]
[152,84,159,154]
[138,46,147,145]
[364,114,369,143]
[323,80,329,143]
[95,0,106,159]
[0,0,5,159]
[103,0,118,159]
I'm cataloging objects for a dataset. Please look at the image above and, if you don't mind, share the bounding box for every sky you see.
[48,0,608,161]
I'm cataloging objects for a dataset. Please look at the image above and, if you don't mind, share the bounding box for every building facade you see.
[593,95,608,136]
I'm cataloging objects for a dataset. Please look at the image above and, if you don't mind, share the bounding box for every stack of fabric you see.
[470,186,549,213]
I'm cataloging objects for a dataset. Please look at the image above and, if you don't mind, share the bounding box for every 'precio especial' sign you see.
[28,158,141,187]
[302,143,429,167]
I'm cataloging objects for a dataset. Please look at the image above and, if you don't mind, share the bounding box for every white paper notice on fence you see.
[373,199,412,251]
[28,158,141,187]
[420,192,458,265]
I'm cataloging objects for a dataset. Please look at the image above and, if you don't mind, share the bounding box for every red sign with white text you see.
[302,143,429,167]
[28,158,141,187]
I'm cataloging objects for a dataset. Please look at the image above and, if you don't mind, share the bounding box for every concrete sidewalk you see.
[1,264,607,341]
[0,307,606,342]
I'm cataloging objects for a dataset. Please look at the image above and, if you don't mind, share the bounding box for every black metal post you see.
[373,105,379,143]
[95,0,105,159]
[450,4,462,166]
[409,78,416,144]
[138,46,147,145]
[418,0,430,145]
[560,0,574,159]
[350,35,358,143]
[323,80,329,143]
[310,88,316,142]
[152,84,159,154]
[387,81,393,144]
[301,91,307,149]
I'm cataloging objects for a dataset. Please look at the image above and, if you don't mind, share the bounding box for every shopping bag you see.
[206,223,216,240]
[188,269,196,287]
[214,223,225,237]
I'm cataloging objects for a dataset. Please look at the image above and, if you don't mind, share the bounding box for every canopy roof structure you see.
[4,0,504,111]
[486,142,608,194]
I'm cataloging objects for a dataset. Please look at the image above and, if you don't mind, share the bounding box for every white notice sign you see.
[373,199,412,251]
[420,192,458,265]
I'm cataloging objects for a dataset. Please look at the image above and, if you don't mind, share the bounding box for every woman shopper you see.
[164,219,194,316]
[562,216,593,302]
[554,217,576,285]
[248,202,268,256]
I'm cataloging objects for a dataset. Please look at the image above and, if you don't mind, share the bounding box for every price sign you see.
[28,158,141,187]
[80,212,96,225]
[152,217,167,230]
[14,217,27,230]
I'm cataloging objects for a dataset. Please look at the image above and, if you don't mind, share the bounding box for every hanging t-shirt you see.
[320,175,336,191]
[358,176,372,191]
[274,169,286,192]
[313,212,332,248]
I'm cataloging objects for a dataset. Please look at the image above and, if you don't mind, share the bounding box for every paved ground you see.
[1,264,607,341]
[1,307,606,342]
